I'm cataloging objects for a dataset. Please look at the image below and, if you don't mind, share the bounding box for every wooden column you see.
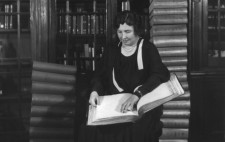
[30,0,56,62]
[106,0,117,52]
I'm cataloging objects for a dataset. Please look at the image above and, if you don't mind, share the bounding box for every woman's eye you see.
[125,31,131,33]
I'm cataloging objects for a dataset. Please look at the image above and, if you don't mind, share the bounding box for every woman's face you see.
[117,23,138,46]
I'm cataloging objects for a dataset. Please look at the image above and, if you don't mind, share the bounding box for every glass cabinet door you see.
[207,0,225,67]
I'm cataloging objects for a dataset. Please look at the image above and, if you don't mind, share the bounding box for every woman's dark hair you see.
[115,11,142,36]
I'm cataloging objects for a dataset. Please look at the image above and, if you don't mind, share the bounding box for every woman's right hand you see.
[89,91,100,107]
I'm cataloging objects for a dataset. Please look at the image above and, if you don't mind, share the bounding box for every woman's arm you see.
[134,41,170,96]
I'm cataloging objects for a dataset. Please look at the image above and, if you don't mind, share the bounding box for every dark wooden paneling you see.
[30,0,56,62]
[189,73,225,142]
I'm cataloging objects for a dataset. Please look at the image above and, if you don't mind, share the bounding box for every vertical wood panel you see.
[31,0,52,62]
[48,0,56,62]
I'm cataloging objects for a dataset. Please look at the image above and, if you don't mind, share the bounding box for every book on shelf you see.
[161,56,187,66]
[32,70,76,85]
[150,8,187,17]
[150,14,188,26]
[162,109,190,118]
[150,24,187,37]
[158,47,187,57]
[167,66,187,72]
[160,128,188,139]
[32,93,75,106]
[149,0,188,13]
[87,73,184,126]
[160,118,189,128]
[151,35,187,47]
[163,100,190,110]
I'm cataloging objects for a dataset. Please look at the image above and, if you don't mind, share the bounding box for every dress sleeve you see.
[136,41,170,95]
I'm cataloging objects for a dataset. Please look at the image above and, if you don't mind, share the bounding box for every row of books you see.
[57,2,105,13]
[59,43,104,71]
[58,13,106,35]
[0,4,14,29]
[208,1,225,9]
[0,3,30,30]
[208,26,225,32]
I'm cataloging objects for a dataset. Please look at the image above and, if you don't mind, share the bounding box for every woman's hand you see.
[120,94,139,113]
[89,91,100,107]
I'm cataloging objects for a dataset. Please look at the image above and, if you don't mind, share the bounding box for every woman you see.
[78,11,170,142]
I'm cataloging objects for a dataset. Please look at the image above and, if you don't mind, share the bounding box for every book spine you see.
[158,47,187,57]
[30,117,74,128]
[149,0,188,12]
[32,93,75,106]
[150,14,188,26]
[29,127,74,138]
[174,91,190,101]
[72,15,77,34]
[162,110,190,118]
[32,81,75,94]
[150,35,187,47]
[180,81,189,91]
[172,72,187,82]
[4,4,9,29]
[161,118,189,128]
[9,4,13,29]
[160,128,188,139]
[150,25,187,36]
[167,66,187,72]
[161,57,187,66]
[32,70,76,85]
[30,106,75,117]
[150,8,187,17]
[33,61,77,75]
[163,101,190,110]
[76,15,81,34]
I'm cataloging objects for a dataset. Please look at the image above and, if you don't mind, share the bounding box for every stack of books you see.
[30,61,77,142]
[149,0,190,141]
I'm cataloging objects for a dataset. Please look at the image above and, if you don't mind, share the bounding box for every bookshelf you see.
[55,0,106,73]
[207,0,225,67]
[0,0,31,141]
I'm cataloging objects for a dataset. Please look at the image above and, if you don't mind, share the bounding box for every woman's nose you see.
[122,33,127,39]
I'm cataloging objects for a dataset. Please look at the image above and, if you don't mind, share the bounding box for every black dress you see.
[78,38,170,142]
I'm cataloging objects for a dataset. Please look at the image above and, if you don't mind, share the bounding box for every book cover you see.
[87,73,184,125]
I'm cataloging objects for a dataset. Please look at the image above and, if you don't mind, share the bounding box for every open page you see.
[87,93,139,125]
[137,73,184,115]
[87,73,184,125]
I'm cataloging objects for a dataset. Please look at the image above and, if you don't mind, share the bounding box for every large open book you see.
[87,73,184,126]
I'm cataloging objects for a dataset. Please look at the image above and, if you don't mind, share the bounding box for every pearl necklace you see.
[121,38,139,56]
[121,44,137,56]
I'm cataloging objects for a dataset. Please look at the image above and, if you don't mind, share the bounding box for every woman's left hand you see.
[120,94,139,113]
